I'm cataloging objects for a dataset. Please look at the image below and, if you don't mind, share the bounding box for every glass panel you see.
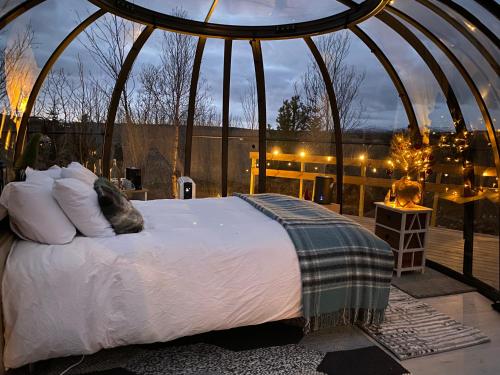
[360,17,468,275]
[338,28,418,217]
[228,40,258,196]
[0,0,24,18]
[453,0,500,36]
[394,16,484,133]
[390,0,499,290]
[359,17,455,136]
[431,0,500,63]
[190,38,222,198]
[261,38,330,199]
[211,0,348,26]
[393,0,500,127]
[1,0,98,176]
[131,0,352,25]
[131,0,212,22]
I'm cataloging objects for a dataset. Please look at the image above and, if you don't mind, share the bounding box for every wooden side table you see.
[124,189,148,201]
[374,202,432,277]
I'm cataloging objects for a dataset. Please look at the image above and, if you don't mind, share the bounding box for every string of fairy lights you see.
[249,129,498,198]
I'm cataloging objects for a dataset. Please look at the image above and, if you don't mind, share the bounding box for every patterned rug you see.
[40,344,411,375]
[363,287,490,360]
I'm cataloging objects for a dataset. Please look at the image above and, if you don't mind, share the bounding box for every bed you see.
[0,195,392,370]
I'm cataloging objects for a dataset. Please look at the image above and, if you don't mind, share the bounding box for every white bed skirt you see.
[2,197,302,368]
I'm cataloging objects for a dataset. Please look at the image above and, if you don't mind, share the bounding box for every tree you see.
[240,80,257,130]
[276,95,319,133]
[300,32,365,133]
[80,14,139,122]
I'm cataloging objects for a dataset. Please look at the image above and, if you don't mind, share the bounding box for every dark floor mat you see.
[392,268,475,298]
[317,346,410,375]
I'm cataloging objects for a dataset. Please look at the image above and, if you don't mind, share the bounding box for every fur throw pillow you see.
[94,177,144,234]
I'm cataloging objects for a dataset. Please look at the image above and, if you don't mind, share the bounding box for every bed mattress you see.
[2,197,302,368]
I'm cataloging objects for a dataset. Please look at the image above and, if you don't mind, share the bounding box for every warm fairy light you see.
[287,162,292,166]
[327,156,332,162]
[272,148,280,156]
[0,109,6,137]
[4,129,11,150]
[389,133,433,178]
[266,162,270,166]
[299,151,306,158]
[372,168,377,173]
[314,166,318,171]
[359,154,366,161]
[444,173,449,177]
[464,21,476,32]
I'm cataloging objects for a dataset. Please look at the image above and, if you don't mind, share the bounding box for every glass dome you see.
[0,0,498,299]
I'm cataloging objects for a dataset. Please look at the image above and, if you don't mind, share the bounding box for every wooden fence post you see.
[249,156,256,194]
[359,162,367,217]
[299,161,305,199]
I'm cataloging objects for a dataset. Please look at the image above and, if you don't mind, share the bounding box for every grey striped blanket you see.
[235,193,393,330]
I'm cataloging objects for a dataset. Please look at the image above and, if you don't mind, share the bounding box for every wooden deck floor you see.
[347,215,500,290]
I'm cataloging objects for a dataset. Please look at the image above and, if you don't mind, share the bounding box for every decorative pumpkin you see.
[394,177,422,208]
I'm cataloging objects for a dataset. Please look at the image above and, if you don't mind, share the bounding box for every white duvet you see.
[2,197,302,369]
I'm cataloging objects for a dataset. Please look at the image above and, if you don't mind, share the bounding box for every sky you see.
[1,0,498,132]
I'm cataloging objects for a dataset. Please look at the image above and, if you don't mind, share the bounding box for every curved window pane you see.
[359,17,455,136]
[228,40,259,196]
[393,0,500,124]
[1,0,98,169]
[132,0,212,22]
[131,0,349,26]
[0,0,24,18]
[190,38,222,198]
[433,0,500,63]
[211,0,348,26]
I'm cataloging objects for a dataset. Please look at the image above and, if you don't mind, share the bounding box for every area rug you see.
[50,344,326,375]
[75,345,411,375]
[317,346,410,375]
[363,287,490,360]
[391,268,475,298]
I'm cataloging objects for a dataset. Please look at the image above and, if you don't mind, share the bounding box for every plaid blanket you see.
[235,193,393,330]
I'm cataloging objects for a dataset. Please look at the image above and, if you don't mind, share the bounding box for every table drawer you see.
[375,225,400,249]
[375,207,402,230]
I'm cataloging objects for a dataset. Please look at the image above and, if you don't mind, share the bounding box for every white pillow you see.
[0,181,76,244]
[24,169,56,186]
[53,178,115,237]
[61,162,98,186]
[25,165,62,181]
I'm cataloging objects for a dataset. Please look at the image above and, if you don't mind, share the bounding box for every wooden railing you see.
[249,152,498,225]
